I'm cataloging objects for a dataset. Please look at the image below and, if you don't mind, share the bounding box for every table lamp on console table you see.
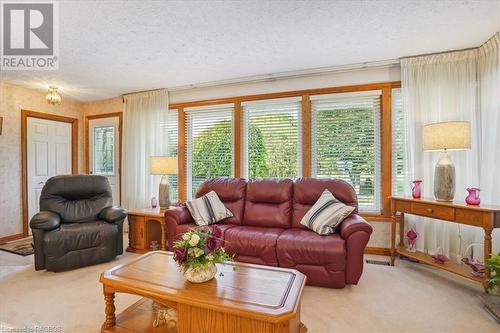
[423,121,471,201]
[150,156,178,208]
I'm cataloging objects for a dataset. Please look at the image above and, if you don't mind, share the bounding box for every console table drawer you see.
[455,209,486,227]
[411,203,455,220]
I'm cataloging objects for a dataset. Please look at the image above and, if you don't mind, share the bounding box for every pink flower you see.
[205,237,221,253]
[211,225,222,239]
[174,248,187,263]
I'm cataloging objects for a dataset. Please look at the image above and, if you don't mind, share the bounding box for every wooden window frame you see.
[169,81,401,221]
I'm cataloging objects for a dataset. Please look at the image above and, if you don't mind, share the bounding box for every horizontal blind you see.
[164,109,178,201]
[185,105,234,199]
[391,88,407,196]
[242,98,302,178]
[311,91,381,213]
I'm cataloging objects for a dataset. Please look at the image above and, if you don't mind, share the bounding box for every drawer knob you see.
[427,208,433,213]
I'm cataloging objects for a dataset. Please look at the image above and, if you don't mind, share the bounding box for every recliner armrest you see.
[339,214,373,240]
[30,211,61,231]
[165,206,193,225]
[99,206,127,223]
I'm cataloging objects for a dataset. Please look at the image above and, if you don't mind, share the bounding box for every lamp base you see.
[159,175,171,209]
[434,151,455,202]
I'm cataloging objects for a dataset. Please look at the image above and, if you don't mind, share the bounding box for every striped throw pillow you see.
[186,191,234,226]
[300,189,355,235]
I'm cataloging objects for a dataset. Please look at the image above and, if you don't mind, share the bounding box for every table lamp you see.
[150,156,178,208]
[423,121,471,201]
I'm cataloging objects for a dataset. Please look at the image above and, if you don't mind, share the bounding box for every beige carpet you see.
[0,242,497,332]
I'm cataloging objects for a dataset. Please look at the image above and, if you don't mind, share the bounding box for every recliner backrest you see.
[292,177,359,229]
[196,177,247,225]
[243,178,293,228]
[40,175,113,223]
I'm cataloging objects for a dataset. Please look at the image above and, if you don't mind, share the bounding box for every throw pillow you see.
[186,190,234,226]
[300,189,355,235]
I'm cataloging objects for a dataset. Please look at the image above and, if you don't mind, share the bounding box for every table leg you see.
[102,290,116,330]
[160,222,167,251]
[398,212,405,247]
[390,213,396,266]
[484,228,493,292]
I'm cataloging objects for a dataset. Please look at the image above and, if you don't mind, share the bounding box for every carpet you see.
[0,237,34,256]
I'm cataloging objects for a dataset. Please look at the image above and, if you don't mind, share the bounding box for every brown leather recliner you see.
[165,177,373,288]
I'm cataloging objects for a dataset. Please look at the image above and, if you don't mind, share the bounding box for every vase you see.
[184,263,217,283]
[465,187,480,205]
[411,180,422,199]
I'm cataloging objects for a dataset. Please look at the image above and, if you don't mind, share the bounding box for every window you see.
[93,126,115,175]
[164,109,178,201]
[391,88,407,196]
[185,104,234,199]
[311,91,382,213]
[242,97,302,178]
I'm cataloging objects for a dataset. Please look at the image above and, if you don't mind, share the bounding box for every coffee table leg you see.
[102,290,116,330]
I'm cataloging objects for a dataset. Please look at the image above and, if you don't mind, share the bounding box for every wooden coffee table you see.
[100,251,307,333]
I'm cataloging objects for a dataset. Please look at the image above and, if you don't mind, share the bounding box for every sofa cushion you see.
[196,178,246,225]
[243,178,293,228]
[187,191,234,225]
[293,178,358,229]
[277,229,346,287]
[224,226,284,266]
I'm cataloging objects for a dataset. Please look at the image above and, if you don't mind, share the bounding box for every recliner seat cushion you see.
[224,226,284,266]
[43,221,117,271]
[277,229,346,288]
[196,178,246,225]
[243,179,293,228]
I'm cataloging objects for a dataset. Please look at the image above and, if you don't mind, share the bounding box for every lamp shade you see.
[150,156,178,175]
[422,121,471,151]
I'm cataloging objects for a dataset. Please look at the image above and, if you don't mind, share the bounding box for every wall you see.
[0,82,84,238]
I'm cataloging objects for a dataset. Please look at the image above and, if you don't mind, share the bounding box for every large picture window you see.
[311,91,382,213]
[391,88,406,196]
[185,105,234,199]
[164,109,179,201]
[242,98,302,178]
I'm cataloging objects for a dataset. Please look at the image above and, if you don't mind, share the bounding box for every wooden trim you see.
[301,95,312,177]
[233,102,243,177]
[178,107,186,201]
[365,247,391,256]
[84,112,123,204]
[21,110,78,237]
[0,233,24,244]
[381,87,392,217]
[363,215,392,222]
[169,81,401,109]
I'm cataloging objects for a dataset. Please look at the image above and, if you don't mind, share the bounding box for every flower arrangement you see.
[173,226,234,282]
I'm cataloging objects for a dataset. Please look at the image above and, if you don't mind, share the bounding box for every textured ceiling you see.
[1,0,499,101]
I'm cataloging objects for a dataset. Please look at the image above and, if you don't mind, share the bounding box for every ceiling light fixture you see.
[46,86,62,105]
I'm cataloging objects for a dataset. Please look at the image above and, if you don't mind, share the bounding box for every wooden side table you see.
[127,207,168,253]
[390,196,500,291]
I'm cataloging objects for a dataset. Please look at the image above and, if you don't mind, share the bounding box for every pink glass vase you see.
[465,188,480,205]
[411,180,422,199]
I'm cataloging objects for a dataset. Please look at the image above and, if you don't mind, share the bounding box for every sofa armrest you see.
[339,214,373,240]
[165,206,193,225]
[99,206,127,223]
[30,211,61,231]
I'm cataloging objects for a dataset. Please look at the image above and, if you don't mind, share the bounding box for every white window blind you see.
[165,109,178,201]
[391,88,407,196]
[311,91,382,213]
[185,104,234,199]
[242,97,302,178]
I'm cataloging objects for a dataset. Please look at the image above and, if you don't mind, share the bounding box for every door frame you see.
[85,112,123,204]
[21,110,78,237]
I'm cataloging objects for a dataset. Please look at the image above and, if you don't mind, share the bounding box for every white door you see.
[27,117,72,225]
[88,117,120,205]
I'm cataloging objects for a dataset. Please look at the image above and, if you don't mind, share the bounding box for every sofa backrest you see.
[40,175,113,223]
[196,177,247,225]
[292,177,359,229]
[243,178,293,228]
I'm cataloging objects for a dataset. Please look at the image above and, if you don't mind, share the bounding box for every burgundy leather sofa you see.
[165,177,373,288]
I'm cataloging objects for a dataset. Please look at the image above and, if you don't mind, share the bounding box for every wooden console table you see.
[390,196,500,290]
[127,207,168,253]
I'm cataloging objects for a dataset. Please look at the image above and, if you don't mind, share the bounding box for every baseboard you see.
[365,246,391,256]
[0,233,25,244]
